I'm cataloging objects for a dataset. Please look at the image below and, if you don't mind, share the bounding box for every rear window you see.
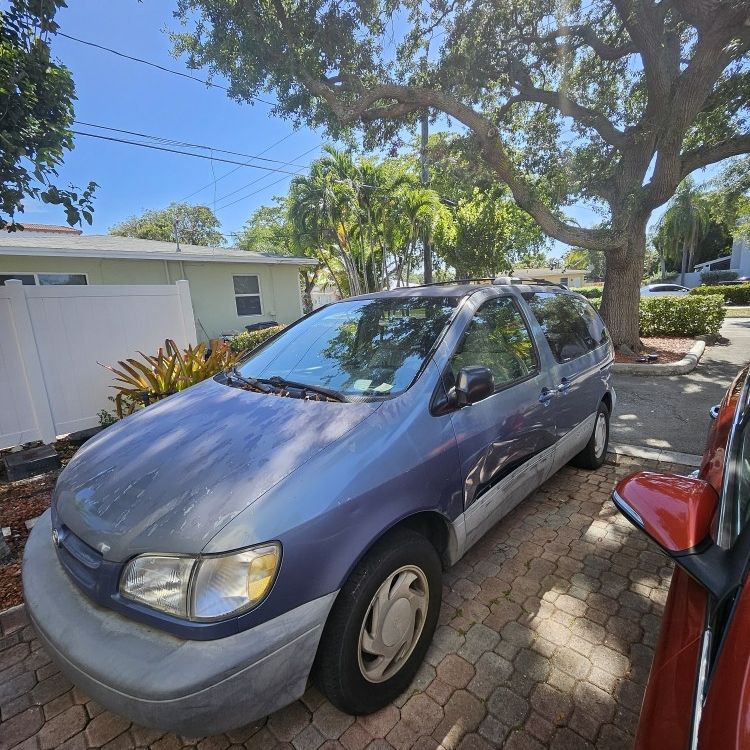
[524,292,609,363]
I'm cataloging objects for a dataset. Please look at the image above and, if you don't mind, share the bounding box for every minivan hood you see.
[54,377,379,560]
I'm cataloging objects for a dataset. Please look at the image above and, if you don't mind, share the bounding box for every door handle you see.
[557,379,570,394]
[539,388,555,404]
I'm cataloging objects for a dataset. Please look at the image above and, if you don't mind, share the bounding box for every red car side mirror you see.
[613,472,718,553]
[613,472,729,598]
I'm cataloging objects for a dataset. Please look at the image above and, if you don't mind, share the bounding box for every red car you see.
[613,365,750,750]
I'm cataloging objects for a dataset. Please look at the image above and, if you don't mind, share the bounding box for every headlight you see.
[120,543,281,621]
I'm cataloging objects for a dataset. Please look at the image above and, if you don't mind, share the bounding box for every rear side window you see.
[524,292,608,363]
[451,297,538,389]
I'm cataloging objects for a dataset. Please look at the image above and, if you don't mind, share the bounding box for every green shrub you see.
[700,269,737,285]
[229,325,285,354]
[577,286,603,299]
[643,273,677,285]
[690,283,750,305]
[639,295,725,337]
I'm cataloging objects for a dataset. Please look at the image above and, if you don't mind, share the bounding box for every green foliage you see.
[640,296,726,337]
[690,284,750,306]
[434,186,544,278]
[700,270,738,285]
[229,326,285,354]
[0,1,97,231]
[577,286,603,300]
[100,339,239,418]
[109,202,224,246]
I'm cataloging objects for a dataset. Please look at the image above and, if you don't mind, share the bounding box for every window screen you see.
[233,275,262,316]
[451,297,538,388]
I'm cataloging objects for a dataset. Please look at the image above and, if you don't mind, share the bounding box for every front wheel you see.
[570,401,610,469]
[315,528,442,714]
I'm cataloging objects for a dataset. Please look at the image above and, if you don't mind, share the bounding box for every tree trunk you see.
[680,239,689,286]
[600,231,646,352]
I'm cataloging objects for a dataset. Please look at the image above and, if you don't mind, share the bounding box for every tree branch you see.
[680,135,750,177]
[525,24,636,61]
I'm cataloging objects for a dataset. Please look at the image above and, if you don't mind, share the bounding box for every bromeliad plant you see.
[100,339,239,418]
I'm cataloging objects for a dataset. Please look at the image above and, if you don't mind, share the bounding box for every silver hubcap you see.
[357,565,429,683]
[594,412,607,457]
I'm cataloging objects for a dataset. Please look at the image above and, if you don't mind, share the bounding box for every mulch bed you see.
[0,439,79,610]
[614,336,696,364]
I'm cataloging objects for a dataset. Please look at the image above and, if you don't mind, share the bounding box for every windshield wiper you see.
[226,366,277,394]
[260,375,348,403]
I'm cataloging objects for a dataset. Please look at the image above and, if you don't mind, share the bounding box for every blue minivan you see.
[24,279,615,734]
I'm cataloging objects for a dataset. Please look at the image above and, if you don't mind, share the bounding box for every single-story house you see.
[0,227,317,340]
[512,267,588,288]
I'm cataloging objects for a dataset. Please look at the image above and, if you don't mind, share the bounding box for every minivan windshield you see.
[235,296,458,399]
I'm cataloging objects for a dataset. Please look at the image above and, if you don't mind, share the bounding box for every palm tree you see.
[658,180,712,286]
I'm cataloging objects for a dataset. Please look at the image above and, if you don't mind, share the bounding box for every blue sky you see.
[22,0,718,254]
[23,0,327,240]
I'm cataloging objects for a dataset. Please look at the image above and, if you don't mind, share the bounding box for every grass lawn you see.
[725,306,750,318]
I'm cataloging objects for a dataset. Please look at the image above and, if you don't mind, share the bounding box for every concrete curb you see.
[612,340,706,376]
[608,441,702,468]
[0,602,27,636]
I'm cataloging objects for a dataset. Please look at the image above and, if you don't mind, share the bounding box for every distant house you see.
[0,228,316,340]
[693,234,750,281]
[512,267,588,288]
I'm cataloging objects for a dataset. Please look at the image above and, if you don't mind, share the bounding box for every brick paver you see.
[0,456,683,749]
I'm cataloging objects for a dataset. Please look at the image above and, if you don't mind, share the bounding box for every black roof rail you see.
[385,276,565,291]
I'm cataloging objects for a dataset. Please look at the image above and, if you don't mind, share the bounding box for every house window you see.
[0,273,88,286]
[233,275,262,316]
[0,274,35,285]
[37,273,88,285]
[560,277,569,285]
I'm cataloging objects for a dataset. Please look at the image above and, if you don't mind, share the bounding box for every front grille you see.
[55,523,103,597]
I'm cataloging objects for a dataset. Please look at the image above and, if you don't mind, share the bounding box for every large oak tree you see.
[173,0,749,348]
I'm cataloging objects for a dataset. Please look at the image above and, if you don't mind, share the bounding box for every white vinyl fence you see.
[0,279,197,450]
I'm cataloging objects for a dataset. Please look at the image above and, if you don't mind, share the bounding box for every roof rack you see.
[386,276,564,291]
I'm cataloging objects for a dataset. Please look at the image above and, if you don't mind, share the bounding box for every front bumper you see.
[23,511,338,735]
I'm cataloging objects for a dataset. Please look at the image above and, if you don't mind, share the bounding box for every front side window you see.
[721,405,750,546]
[524,292,607,362]
[451,297,538,388]
[234,275,262,316]
[237,296,458,398]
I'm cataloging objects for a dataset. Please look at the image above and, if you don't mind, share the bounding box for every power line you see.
[73,121,309,169]
[181,131,298,202]
[213,143,324,209]
[72,131,305,176]
[57,32,275,106]
[215,172,300,212]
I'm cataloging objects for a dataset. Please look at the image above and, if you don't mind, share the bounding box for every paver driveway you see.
[0,456,686,750]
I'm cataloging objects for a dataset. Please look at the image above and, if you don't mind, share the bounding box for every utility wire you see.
[212,143,323,209]
[181,131,298,202]
[215,172,298,211]
[57,32,275,106]
[73,121,309,169]
[72,131,305,176]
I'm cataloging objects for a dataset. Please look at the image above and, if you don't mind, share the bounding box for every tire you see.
[315,528,442,715]
[570,401,610,470]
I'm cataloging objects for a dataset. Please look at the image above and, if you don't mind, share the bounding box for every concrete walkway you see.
[611,318,750,455]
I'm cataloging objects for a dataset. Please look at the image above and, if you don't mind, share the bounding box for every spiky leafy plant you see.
[100,339,239,418]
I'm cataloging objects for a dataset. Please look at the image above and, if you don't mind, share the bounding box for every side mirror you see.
[454,366,494,407]
[613,472,729,598]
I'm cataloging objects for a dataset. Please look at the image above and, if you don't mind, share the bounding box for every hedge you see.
[700,269,738,285]
[690,283,750,306]
[576,286,603,299]
[639,295,725,337]
[589,295,725,336]
[229,325,285,354]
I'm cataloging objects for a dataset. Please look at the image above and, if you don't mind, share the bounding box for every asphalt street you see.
[611,318,750,456]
